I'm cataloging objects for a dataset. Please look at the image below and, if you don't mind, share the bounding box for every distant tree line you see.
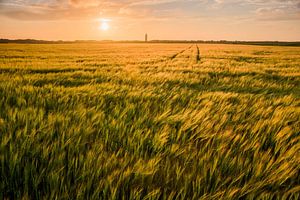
[1,38,299,46]
[148,40,300,46]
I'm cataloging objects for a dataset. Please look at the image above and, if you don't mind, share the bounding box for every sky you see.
[0,0,300,41]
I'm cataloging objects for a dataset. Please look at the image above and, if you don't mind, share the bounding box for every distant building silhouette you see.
[145,33,148,42]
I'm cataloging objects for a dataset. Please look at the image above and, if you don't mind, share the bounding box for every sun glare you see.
[99,19,110,31]
[100,22,109,31]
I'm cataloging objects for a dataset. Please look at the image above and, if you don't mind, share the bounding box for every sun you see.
[98,19,110,31]
[100,22,109,31]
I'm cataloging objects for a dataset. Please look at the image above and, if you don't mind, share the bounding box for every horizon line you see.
[1,38,300,43]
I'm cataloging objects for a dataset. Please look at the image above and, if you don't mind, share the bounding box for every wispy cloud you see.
[0,0,299,21]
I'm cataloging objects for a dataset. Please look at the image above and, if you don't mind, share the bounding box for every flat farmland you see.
[0,43,300,199]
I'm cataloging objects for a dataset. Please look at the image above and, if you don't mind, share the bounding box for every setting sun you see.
[99,19,110,31]
[100,22,109,31]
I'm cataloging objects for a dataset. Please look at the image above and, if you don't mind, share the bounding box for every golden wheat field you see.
[0,43,300,199]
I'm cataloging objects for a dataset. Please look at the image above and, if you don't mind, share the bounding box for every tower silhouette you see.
[145,33,148,42]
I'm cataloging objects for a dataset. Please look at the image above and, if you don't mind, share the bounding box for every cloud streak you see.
[1,0,298,21]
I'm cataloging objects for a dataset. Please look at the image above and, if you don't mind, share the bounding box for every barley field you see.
[0,43,299,199]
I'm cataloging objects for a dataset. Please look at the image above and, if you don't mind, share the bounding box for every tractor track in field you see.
[165,44,201,67]
[169,44,201,64]
[169,45,193,60]
[196,44,201,63]
[144,45,194,65]
[140,44,201,70]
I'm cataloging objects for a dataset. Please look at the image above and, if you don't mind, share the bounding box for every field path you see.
[165,44,200,68]
[138,44,200,72]
[169,45,193,60]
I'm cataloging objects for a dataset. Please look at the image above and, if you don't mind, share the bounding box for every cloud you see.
[0,0,299,21]
[0,0,112,20]
[210,0,300,20]
[255,6,300,21]
[0,0,202,21]
[251,0,300,21]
